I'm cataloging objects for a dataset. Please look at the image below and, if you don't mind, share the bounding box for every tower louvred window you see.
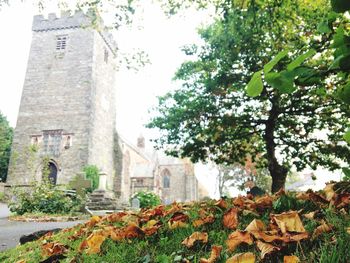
[56,35,67,50]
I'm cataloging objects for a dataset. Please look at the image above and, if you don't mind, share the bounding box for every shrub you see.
[9,180,84,215]
[83,165,99,191]
[131,191,161,209]
[0,192,5,202]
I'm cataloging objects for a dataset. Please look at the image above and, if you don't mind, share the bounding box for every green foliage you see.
[0,112,13,182]
[131,191,161,209]
[148,0,349,192]
[246,71,263,97]
[83,165,99,191]
[342,167,350,181]
[9,180,84,215]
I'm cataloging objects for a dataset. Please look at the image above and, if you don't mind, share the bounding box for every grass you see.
[0,189,349,263]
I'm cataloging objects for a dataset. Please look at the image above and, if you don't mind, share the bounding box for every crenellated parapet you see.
[32,10,117,55]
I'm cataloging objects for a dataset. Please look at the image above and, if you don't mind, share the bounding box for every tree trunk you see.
[264,96,288,193]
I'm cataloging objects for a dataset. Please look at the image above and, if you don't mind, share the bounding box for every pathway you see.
[0,203,84,252]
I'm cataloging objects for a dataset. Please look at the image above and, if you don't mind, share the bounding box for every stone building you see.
[117,135,198,204]
[6,11,117,191]
[5,11,199,205]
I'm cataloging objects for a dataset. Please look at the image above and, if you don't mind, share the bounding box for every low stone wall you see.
[0,183,5,194]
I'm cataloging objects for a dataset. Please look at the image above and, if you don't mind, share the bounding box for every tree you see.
[148,0,350,192]
[0,112,13,182]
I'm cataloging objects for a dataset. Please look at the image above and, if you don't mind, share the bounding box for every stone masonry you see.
[6,11,117,190]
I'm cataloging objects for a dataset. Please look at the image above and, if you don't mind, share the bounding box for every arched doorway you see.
[47,162,58,185]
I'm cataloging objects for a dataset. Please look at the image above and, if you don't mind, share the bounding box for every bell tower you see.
[7,11,117,191]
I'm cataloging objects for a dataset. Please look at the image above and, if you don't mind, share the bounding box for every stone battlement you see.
[32,11,117,54]
[32,11,90,32]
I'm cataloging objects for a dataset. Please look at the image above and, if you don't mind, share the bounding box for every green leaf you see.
[265,71,295,94]
[337,82,350,104]
[344,130,350,144]
[331,0,350,13]
[343,167,350,177]
[287,49,316,71]
[263,50,289,74]
[317,21,332,34]
[246,70,263,97]
[293,67,321,86]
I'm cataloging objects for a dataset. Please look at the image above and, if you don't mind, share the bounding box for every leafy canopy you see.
[148,0,350,192]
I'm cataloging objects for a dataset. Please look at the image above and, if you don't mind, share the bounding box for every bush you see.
[131,191,161,209]
[9,180,85,215]
[0,192,5,202]
[83,165,99,192]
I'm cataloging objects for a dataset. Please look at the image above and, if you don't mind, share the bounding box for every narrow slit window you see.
[104,48,109,63]
[56,35,67,51]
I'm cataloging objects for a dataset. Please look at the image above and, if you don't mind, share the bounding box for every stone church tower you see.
[7,11,117,190]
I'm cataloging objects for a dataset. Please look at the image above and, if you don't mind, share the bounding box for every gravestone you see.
[131,198,140,210]
[69,173,92,197]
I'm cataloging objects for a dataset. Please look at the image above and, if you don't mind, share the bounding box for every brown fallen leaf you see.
[223,208,239,230]
[303,211,316,220]
[182,232,208,248]
[272,211,306,233]
[284,255,300,263]
[168,220,188,229]
[255,195,273,209]
[85,233,106,254]
[245,219,266,232]
[324,183,336,201]
[215,199,228,209]
[256,240,280,259]
[200,245,222,263]
[226,252,256,263]
[333,193,350,208]
[312,221,332,239]
[85,215,102,228]
[42,242,68,257]
[193,215,215,227]
[226,231,253,252]
[15,260,26,263]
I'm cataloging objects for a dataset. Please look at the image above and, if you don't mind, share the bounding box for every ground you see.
[0,203,83,252]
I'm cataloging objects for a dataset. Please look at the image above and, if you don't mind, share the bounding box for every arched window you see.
[162,169,171,189]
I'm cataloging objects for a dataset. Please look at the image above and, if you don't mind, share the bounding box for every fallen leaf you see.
[223,208,239,229]
[255,195,273,209]
[226,231,253,252]
[168,220,188,229]
[226,252,256,263]
[215,199,228,209]
[256,240,280,259]
[85,233,106,254]
[182,232,208,248]
[303,211,316,220]
[200,245,222,263]
[284,255,300,263]
[193,215,215,227]
[324,183,336,201]
[15,260,26,263]
[347,227,350,234]
[272,211,305,233]
[245,219,266,232]
[86,216,102,228]
[333,193,350,208]
[169,212,189,223]
[312,222,332,239]
[42,242,67,257]
[105,212,127,223]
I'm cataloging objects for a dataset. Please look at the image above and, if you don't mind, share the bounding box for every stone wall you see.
[7,12,117,188]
